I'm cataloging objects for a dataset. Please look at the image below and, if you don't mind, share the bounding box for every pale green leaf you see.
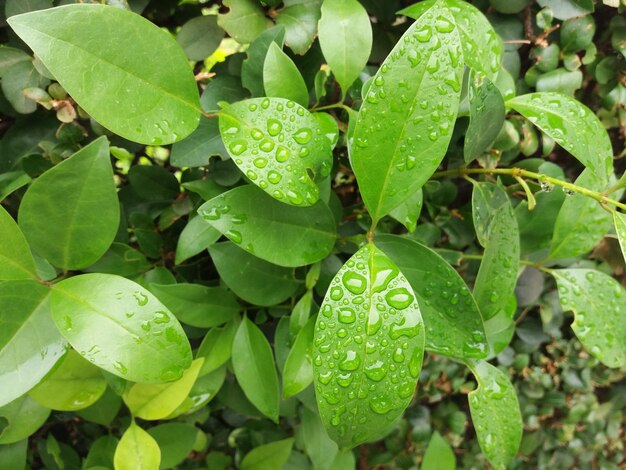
[1,60,49,114]
[0,395,50,445]
[240,438,294,470]
[114,421,161,470]
[422,432,456,470]
[263,42,308,106]
[0,205,37,280]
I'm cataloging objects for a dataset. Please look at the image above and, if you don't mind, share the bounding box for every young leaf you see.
[376,235,487,359]
[351,2,463,220]
[8,4,200,145]
[29,349,106,411]
[507,92,613,181]
[122,358,203,420]
[209,242,300,306]
[613,211,626,262]
[114,421,161,470]
[232,316,280,422]
[149,283,239,328]
[0,281,67,407]
[464,70,505,163]
[400,0,503,80]
[263,42,309,106]
[242,26,286,97]
[282,316,315,398]
[50,274,192,383]
[219,97,332,206]
[199,185,336,267]
[388,189,423,233]
[217,0,271,45]
[553,269,626,368]
[0,205,37,280]
[275,2,321,55]
[240,438,294,470]
[422,432,456,470]
[175,215,221,265]
[313,244,425,448]
[0,395,50,445]
[467,361,522,470]
[196,319,239,376]
[318,0,372,95]
[18,137,119,270]
[549,169,613,259]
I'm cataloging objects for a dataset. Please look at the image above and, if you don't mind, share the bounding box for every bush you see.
[0,0,624,469]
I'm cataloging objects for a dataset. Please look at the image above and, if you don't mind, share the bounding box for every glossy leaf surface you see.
[376,235,487,359]
[29,349,106,411]
[51,274,192,383]
[313,244,425,448]
[263,42,308,106]
[209,242,300,306]
[199,185,336,267]
[282,316,315,398]
[0,205,36,280]
[318,0,372,94]
[219,97,331,206]
[0,281,66,407]
[114,421,161,470]
[18,137,119,270]
[388,189,423,233]
[468,361,522,470]
[508,92,613,181]
[553,269,626,368]
[232,316,280,422]
[351,2,463,219]
[240,438,294,470]
[8,4,200,145]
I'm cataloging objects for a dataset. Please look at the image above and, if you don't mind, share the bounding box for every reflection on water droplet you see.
[338,307,356,324]
[251,128,263,140]
[364,360,387,381]
[385,288,414,310]
[267,119,282,136]
[227,230,242,243]
[339,350,360,371]
[293,128,312,144]
[342,271,367,294]
[229,141,247,156]
[275,146,290,162]
[154,311,170,324]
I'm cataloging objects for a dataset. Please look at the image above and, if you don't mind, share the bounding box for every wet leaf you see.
[613,211,626,263]
[471,181,511,248]
[275,1,321,55]
[388,189,423,233]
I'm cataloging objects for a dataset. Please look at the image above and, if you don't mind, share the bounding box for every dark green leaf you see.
[76,388,122,426]
[18,137,119,270]
[171,118,227,168]
[0,205,37,280]
[313,243,425,448]
[217,0,270,45]
[175,215,221,265]
[471,181,511,248]
[51,273,192,383]
[536,0,593,20]
[275,2,321,55]
[200,75,249,114]
[283,316,315,398]
[0,395,50,445]
[263,42,309,106]
[83,436,119,469]
[128,164,179,202]
[1,60,49,114]
[84,243,150,277]
[240,438,294,470]
[177,15,224,62]
[8,4,201,144]
[242,26,286,97]
[147,423,198,470]
[388,189,423,233]
[232,316,280,422]
[0,46,30,77]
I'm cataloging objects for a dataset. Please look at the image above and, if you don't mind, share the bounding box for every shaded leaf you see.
[0,205,37,280]
[240,438,294,470]
[275,2,321,55]
[242,26,286,97]
[217,0,270,45]
[177,15,224,62]
[0,395,50,445]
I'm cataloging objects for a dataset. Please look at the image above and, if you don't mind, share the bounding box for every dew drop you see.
[227,230,242,243]
[342,271,367,294]
[275,146,290,162]
[229,141,247,156]
[253,157,268,168]
[268,170,282,184]
[293,128,312,144]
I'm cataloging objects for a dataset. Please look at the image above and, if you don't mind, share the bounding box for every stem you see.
[433,167,626,212]
[310,102,351,113]
[514,176,536,211]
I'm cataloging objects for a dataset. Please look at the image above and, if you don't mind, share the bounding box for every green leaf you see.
[76,388,122,426]
[507,92,613,181]
[217,0,271,45]
[351,2,463,220]
[242,26,286,98]
[171,117,227,168]
[0,46,30,77]
[50,273,192,383]
[614,211,626,262]
[388,189,423,233]
[536,0,594,20]
[282,316,315,398]
[114,421,161,470]
[8,4,201,145]
[376,235,487,359]
[177,15,224,62]
[199,185,336,267]
[535,68,583,95]
[209,242,300,306]
[0,395,50,445]
[400,0,503,80]
[473,196,520,322]
[147,423,198,470]
[240,438,294,470]
[318,0,372,95]
[275,2,321,55]
[549,169,614,259]
[200,75,249,114]
[123,358,203,420]
[422,432,456,470]
[299,407,338,470]
[232,316,280,422]
[313,243,425,448]
[149,283,239,328]
[263,42,309,106]
[471,181,511,248]
[197,319,239,376]
[0,205,37,280]
[29,349,106,411]
[1,60,49,114]
[553,269,626,368]
[18,137,119,270]
[175,215,221,265]
[467,361,522,470]
[464,71,505,163]
[84,243,150,278]
[128,164,179,202]
[219,97,332,206]
[83,435,118,470]
[0,281,66,407]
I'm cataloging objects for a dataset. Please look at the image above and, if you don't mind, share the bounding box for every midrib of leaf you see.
[241,322,274,413]
[0,290,50,355]
[0,253,36,279]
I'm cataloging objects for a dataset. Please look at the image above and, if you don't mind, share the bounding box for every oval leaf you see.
[0,395,50,445]
[219,97,332,206]
[50,273,192,383]
[18,137,119,270]
[0,281,66,407]
[263,42,308,106]
[313,243,425,448]
[0,205,36,280]
[422,431,456,470]
[199,185,336,267]
[232,316,280,422]
[114,421,161,470]
[240,438,294,470]
[351,2,463,219]
[8,4,200,145]
[507,92,613,181]
[468,361,522,470]
[553,269,626,368]
[282,316,315,399]
[376,235,487,359]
